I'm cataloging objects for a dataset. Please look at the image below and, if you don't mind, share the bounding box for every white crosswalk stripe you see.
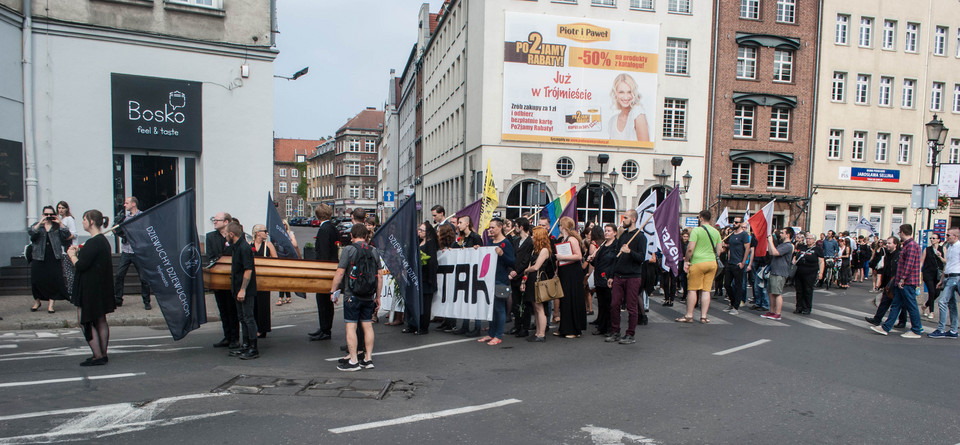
[649,305,732,325]
[731,312,789,326]
[817,303,874,318]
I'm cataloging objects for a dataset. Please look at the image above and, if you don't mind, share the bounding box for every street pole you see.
[928,140,940,231]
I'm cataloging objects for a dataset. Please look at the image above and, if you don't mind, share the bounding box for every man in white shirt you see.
[930,227,960,338]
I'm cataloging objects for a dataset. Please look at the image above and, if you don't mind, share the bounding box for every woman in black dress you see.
[554,216,586,338]
[587,223,617,335]
[921,233,945,319]
[67,210,115,366]
[28,205,71,313]
[251,224,276,338]
[415,221,439,334]
[522,226,555,342]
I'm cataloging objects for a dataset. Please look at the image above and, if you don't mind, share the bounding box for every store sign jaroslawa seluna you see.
[111,73,202,153]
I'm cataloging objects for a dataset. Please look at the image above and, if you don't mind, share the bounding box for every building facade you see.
[273,138,320,219]
[306,138,336,214]
[0,0,277,263]
[706,0,821,229]
[333,108,383,216]
[420,0,714,225]
[808,1,960,237]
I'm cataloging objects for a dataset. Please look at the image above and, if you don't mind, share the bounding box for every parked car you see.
[308,217,319,227]
[289,216,306,226]
[337,222,353,246]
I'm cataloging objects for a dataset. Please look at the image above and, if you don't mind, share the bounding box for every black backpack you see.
[347,242,379,298]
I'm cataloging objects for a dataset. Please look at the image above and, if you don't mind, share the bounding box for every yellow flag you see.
[479,159,498,233]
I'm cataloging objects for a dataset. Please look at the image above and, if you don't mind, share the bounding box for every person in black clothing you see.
[67,209,116,366]
[412,221,439,335]
[605,210,647,345]
[865,236,907,327]
[921,233,945,318]
[793,233,824,314]
[509,217,534,337]
[588,223,618,335]
[113,196,152,309]
[205,212,240,349]
[452,215,483,336]
[226,222,259,360]
[310,204,339,341]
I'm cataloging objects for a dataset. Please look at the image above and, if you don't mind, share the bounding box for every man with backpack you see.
[330,224,383,371]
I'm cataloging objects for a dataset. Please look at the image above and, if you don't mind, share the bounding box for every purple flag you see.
[454,198,483,232]
[653,188,683,276]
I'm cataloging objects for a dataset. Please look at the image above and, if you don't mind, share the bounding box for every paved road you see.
[0,283,958,444]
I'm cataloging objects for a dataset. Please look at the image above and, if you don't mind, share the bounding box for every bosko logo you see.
[128,91,188,123]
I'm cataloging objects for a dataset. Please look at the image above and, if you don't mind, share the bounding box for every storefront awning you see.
[732,92,798,109]
[729,149,795,165]
[735,33,801,50]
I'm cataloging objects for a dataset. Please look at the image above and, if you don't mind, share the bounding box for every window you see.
[168,0,222,9]
[668,0,690,14]
[364,187,376,199]
[934,26,947,56]
[506,180,553,220]
[859,17,873,47]
[297,198,304,216]
[285,197,292,217]
[769,108,790,140]
[347,161,361,175]
[855,75,870,104]
[291,182,299,194]
[875,133,889,162]
[365,140,376,152]
[349,140,361,152]
[591,0,616,5]
[279,168,286,177]
[296,155,305,163]
[279,182,287,193]
[662,99,687,139]
[363,164,376,176]
[734,104,755,138]
[773,50,793,82]
[556,157,574,177]
[878,76,892,106]
[630,0,654,10]
[954,84,960,113]
[776,0,795,23]
[665,39,689,75]
[950,139,960,164]
[882,20,896,50]
[828,129,843,159]
[291,168,299,178]
[898,135,912,164]
[621,160,639,180]
[851,131,866,161]
[731,162,751,187]
[931,82,944,111]
[836,14,849,45]
[740,0,759,19]
[902,79,915,108]
[737,47,757,79]
[831,72,846,102]
[767,164,786,188]
[905,23,919,52]
[347,185,359,198]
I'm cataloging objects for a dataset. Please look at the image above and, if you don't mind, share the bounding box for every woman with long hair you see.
[582,224,600,316]
[66,210,115,366]
[28,205,71,313]
[607,73,650,142]
[415,221,439,334]
[251,224,276,338]
[587,223,617,335]
[522,226,555,342]
[837,238,851,289]
[554,216,586,338]
[57,201,77,246]
[921,232,945,319]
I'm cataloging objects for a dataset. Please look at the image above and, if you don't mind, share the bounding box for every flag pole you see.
[616,213,655,258]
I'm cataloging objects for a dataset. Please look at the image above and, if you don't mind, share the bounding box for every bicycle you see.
[822,257,840,290]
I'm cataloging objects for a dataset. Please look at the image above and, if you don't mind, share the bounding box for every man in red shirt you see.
[871,224,924,338]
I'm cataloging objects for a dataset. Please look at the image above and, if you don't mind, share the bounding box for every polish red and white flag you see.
[748,200,776,255]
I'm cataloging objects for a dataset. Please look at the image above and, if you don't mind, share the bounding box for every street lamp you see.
[274,66,309,81]
[670,156,684,189]
[654,169,669,187]
[682,170,693,193]
[925,114,950,229]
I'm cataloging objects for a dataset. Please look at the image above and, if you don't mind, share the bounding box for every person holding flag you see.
[605,210,646,344]
[763,227,795,321]
[677,210,722,324]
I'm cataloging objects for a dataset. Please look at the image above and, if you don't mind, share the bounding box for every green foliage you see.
[295,162,308,200]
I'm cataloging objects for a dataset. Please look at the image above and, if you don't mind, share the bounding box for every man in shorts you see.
[763,227,795,321]
[330,224,383,371]
[677,210,723,324]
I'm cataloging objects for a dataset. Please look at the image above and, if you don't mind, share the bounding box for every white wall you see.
[0,8,26,263]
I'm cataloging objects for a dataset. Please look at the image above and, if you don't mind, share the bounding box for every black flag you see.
[119,189,206,340]
[372,192,422,324]
[266,193,299,259]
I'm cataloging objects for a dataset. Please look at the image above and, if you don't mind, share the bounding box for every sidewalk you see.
[0,292,319,331]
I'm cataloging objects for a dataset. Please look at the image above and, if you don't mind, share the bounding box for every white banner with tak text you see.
[431,247,498,321]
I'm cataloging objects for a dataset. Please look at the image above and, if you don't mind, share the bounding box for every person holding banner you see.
[251,225,277,339]
[554,217,585,338]
[522,226,555,342]
[67,209,115,366]
[606,210,646,343]
[453,216,484,337]
[205,212,240,349]
[478,218,515,346]
[226,222,260,360]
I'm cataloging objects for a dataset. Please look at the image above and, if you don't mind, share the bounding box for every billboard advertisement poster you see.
[938,163,960,198]
[501,12,659,149]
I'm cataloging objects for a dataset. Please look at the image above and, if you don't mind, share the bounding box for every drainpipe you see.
[22,0,38,227]
[806,1,823,231]
[460,0,469,210]
[704,0,720,212]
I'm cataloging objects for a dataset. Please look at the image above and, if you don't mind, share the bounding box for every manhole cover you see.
[213,375,418,400]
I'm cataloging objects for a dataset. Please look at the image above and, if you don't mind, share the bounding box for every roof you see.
[273,138,325,163]
[337,108,385,134]
[429,13,440,33]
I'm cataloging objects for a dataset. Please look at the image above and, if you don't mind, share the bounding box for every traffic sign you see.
[384,191,395,208]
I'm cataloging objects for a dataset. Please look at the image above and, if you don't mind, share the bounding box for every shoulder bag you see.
[704,226,724,277]
[535,256,564,303]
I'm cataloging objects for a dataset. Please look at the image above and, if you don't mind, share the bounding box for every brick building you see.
[306,138,335,215]
[705,0,821,228]
[273,138,323,218]
[333,108,383,216]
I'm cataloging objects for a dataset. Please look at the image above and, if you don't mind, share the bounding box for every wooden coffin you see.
[203,256,339,293]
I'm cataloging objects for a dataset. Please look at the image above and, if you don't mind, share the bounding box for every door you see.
[131,155,178,211]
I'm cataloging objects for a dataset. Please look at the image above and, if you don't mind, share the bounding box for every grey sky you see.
[272,0,444,140]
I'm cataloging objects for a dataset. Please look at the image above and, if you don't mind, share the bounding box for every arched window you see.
[506,180,552,220]
[576,185,617,224]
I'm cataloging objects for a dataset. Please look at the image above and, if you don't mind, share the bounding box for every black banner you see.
[111,73,202,153]
[372,192,422,323]
[266,193,299,259]
[119,189,206,340]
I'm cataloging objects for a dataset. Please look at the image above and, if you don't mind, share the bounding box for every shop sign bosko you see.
[111,73,202,153]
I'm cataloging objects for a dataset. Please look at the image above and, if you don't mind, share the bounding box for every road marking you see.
[0,372,145,389]
[734,313,789,326]
[111,336,170,342]
[581,425,660,444]
[0,345,202,362]
[272,324,295,329]
[713,339,771,356]
[800,308,869,328]
[324,338,475,361]
[329,398,522,434]
[0,392,225,421]
[657,306,732,325]
[0,345,17,349]
[788,316,845,330]
[817,303,874,318]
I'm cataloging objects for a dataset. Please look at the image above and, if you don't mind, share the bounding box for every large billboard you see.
[502,12,659,149]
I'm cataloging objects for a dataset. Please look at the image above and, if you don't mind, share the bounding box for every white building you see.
[0,0,277,263]
[420,0,713,223]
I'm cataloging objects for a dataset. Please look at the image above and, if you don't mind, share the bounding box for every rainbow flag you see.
[542,186,577,238]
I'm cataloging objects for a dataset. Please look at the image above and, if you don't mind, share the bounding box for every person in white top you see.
[930,227,960,338]
[607,73,650,142]
[56,201,77,247]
